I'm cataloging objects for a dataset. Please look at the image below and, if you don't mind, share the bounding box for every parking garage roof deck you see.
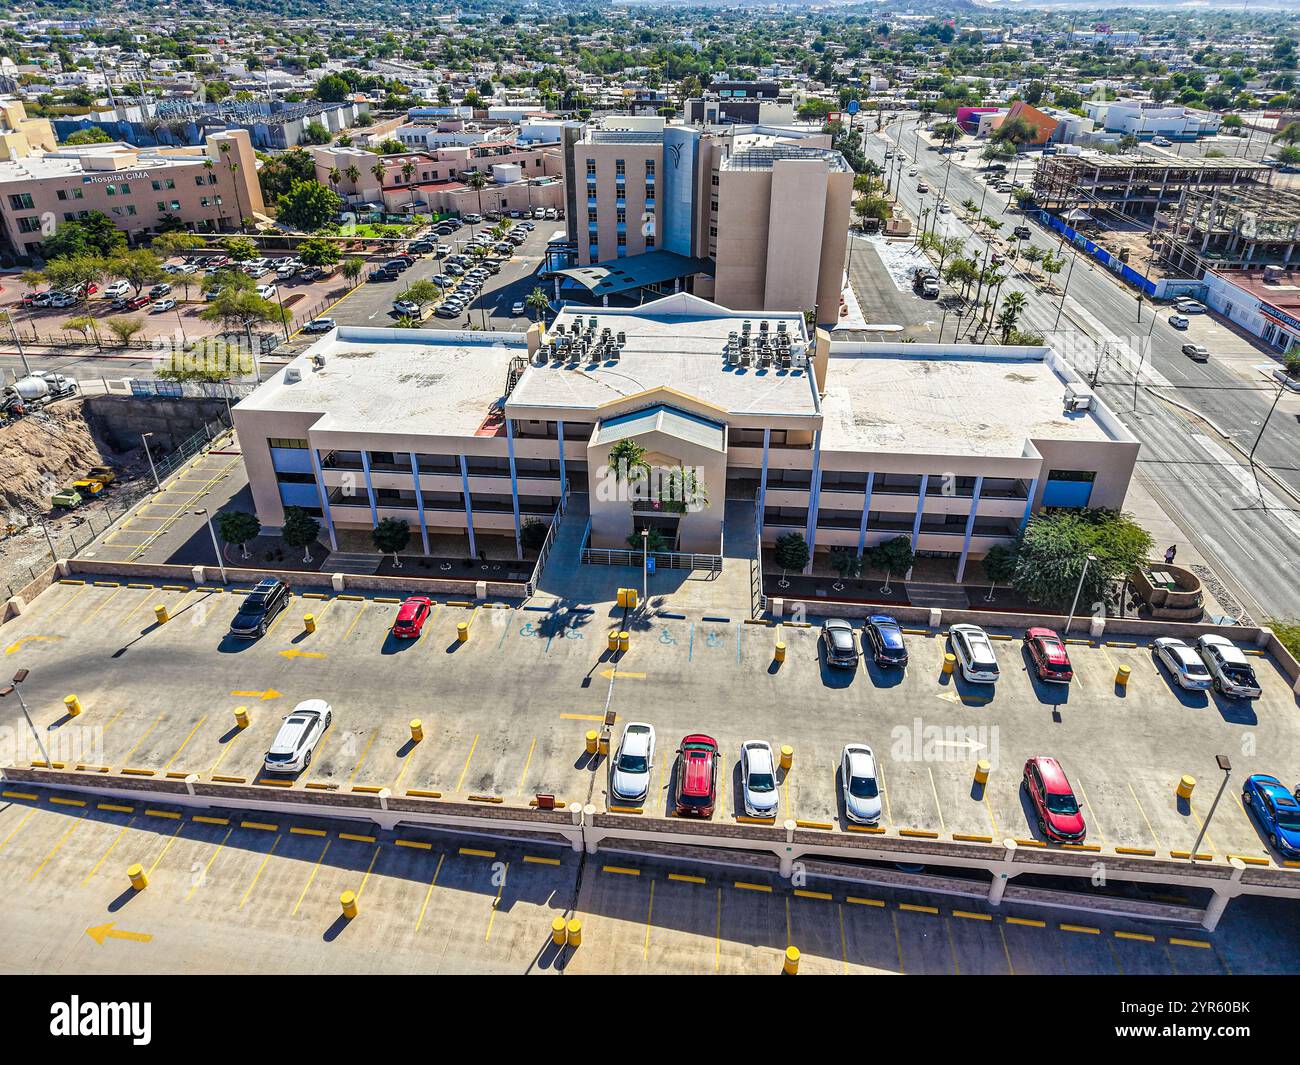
[236,328,527,437]
[820,347,1123,457]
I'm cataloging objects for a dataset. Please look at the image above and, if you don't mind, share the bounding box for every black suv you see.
[228,578,289,639]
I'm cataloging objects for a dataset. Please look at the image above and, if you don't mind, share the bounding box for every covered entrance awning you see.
[555,249,714,299]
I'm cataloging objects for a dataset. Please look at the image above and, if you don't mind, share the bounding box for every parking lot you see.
[3,579,1299,865]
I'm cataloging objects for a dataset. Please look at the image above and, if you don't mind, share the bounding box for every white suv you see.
[949,624,999,683]
[264,700,332,773]
[611,722,655,804]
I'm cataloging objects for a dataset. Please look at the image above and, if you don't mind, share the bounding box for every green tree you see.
[41,212,125,260]
[276,180,343,231]
[828,548,862,580]
[980,543,1018,600]
[520,518,549,551]
[217,510,261,559]
[608,438,649,486]
[628,527,668,552]
[105,316,145,346]
[341,257,365,286]
[63,125,112,145]
[525,286,549,319]
[281,506,322,563]
[297,237,341,267]
[199,288,289,352]
[868,535,913,594]
[43,254,106,304]
[774,532,810,574]
[372,517,410,567]
[1011,509,1153,610]
[314,74,351,102]
[220,236,258,262]
[64,314,99,347]
[151,231,205,260]
[108,248,165,297]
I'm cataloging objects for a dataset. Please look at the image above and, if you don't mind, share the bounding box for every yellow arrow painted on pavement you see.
[599,668,646,680]
[230,689,282,701]
[5,635,64,656]
[278,649,326,660]
[85,922,152,945]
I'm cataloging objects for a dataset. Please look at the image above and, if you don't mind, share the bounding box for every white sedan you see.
[610,722,655,804]
[1153,637,1213,690]
[840,744,882,825]
[740,740,779,818]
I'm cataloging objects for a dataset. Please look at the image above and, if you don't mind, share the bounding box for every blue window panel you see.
[1042,479,1093,508]
[270,447,314,475]
[279,481,322,508]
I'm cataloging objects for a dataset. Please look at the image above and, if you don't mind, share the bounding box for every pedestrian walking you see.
[1164,544,1177,565]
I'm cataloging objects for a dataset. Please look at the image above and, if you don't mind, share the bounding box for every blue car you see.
[1243,774,1300,858]
[863,614,908,668]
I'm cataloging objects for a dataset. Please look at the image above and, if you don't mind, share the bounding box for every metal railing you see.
[580,546,721,572]
[751,488,766,617]
[523,486,568,598]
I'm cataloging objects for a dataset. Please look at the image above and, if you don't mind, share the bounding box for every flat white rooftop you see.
[236,328,525,437]
[820,347,1122,457]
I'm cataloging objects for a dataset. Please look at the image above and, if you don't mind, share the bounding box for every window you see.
[8,193,33,210]
[169,201,180,211]
[615,160,625,176]
[711,200,718,212]
[587,209,597,223]
[126,205,136,216]
[16,216,42,233]
[709,226,717,238]
[615,207,625,224]
[645,160,655,177]
[1045,470,1095,483]
[105,184,117,196]
[269,438,309,449]
[155,201,166,211]
[711,173,719,186]
[56,188,84,201]
[195,175,206,186]
[585,159,596,176]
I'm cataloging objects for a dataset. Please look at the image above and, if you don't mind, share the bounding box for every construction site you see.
[1153,183,1300,276]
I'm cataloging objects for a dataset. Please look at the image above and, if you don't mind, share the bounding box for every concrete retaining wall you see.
[83,395,233,453]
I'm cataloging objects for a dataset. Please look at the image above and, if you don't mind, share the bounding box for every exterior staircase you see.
[322,551,383,576]
[903,581,971,609]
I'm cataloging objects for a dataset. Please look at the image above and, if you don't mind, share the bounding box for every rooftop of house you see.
[819,346,1124,457]
[0,140,213,182]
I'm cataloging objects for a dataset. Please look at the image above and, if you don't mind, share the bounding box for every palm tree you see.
[401,160,417,214]
[328,166,341,196]
[370,160,387,200]
[525,285,549,320]
[344,164,361,204]
[996,291,1028,343]
[203,158,225,231]
[219,141,246,233]
[464,169,488,231]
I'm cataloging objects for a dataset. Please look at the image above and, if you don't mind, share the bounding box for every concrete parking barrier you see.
[410,719,423,743]
[1116,664,1131,687]
[64,694,82,717]
[154,604,169,624]
[304,613,316,634]
[551,916,567,946]
[457,621,469,643]
[127,863,148,891]
[565,918,582,947]
[585,730,598,755]
[234,706,250,730]
[942,653,956,675]
[974,759,990,785]
[779,744,793,771]
[783,946,800,974]
[774,641,786,664]
[340,890,358,919]
[1177,774,1196,800]
[618,630,630,653]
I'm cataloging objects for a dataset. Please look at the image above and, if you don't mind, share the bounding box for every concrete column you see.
[359,449,379,528]
[1019,476,1039,531]
[505,417,523,560]
[556,420,567,496]
[309,447,338,553]
[856,471,875,557]
[905,473,929,580]
[757,428,771,539]
[988,839,1018,906]
[583,804,597,853]
[459,453,478,559]
[802,429,822,575]
[954,475,984,583]
[1203,858,1246,931]
[409,452,430,555]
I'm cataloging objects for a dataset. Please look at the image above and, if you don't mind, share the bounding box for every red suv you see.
[1023,757,1086,843]
[125,295,151,310]
[1025,627,1073,683]
[391,596,432,638]
[672,734,719,818]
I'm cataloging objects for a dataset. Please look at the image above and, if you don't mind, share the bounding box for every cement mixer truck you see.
[11,372,78,403]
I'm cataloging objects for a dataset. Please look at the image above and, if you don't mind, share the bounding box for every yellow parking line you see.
[486,860,510,942]
[47,586,88,620]
[30,817,83,880]
[1127,782,1162,850]
[342,604,368,641]
[1074,778,1106,847]
[162,714,208,772]
[455,734,479,792]
[415,853,446,933]
[146,822,185,876]
[82,817,134,886]
[0,808,35,852]
[517,736,537,794]
[344,731,378,787]
[291,839,331,916]
[119,714,164,766]
[239,834,282,910]
[185,826,233,901]
[81,587,123,627]
[641,878,655,958]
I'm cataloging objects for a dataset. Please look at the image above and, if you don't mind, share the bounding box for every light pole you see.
[34,516,56,560]
[3,312,32,376]
[195,507,227,583]
[1190,755,1232,864]
[1052,246,1079,331]
[1246,375,1287,507]
[141,432,161,491]
[641,527,648,605]
[0,669,51,767]
[1063,553,1098,634]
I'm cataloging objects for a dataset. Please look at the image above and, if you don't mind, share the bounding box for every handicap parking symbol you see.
[659,626,677,645]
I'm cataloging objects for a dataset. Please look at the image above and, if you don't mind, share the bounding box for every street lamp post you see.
[1246,376,1287,507]
[1190,756,1232,864]
[0,669,51,767]
[641,528,648,605]
[1053,246,1080,331]
[3,312,32,377]
[1063,553,1098,635]
[141,432,161,491]
[195,508,227,583]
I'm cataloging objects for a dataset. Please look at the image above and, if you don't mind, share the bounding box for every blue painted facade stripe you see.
[359,450,379,527]
[856,471,875,557]
[309,447,338,553]
[505,418,523,559]
[757,428,771,538]
[556,420,567,496]
[459,453,477,558]
[410,452,430,555]
[955,475,984,583]
[1020,477,1039,530]
[910,474,929,553]
[803,429,822,570]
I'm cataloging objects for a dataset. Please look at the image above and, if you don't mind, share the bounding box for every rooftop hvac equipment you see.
[742,320,752,333]
[588,315,598,332]
[616,331,626,346]
[554,323,566,335]
[776,320,787,334]
[284,367,302,383]
[759,319,769,333]
[311,353,326,371]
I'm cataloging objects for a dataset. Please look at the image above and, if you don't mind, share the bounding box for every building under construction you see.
[1152,183,1300,276]
[1031,151,1274,223]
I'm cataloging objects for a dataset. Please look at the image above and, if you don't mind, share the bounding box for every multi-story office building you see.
[233,294,1138,579]
[0,125,264,259]
[559,117,852,326]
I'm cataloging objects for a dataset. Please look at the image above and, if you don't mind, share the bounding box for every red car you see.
[1023,757,1086,843]
[391,596,433,638]
[125,295,151,310]
[1025,626,1073,683]
[672,734,719,818]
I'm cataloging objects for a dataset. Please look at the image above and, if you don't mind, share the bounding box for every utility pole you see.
[1246,375,1287,507]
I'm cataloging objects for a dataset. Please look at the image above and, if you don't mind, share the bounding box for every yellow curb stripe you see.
[602,865,640,876]
[1060,923,1101,934]
[1169,937,1212,949]
[794,889,832,900]
[3,791,38,800]
[339,832,375,843]
[49,796,85,806]
[1115,931,1156,942]
[794,819,834,830]
[144,808,181,819]
[192,815,229,825]
[953,833,994,842]
[523,855,561,866]
[458,847,495,858]
[899,903,939,914]
[289,827,326,836]
[668,872,706,883]
[1115,846,1157,856]
[241,821,278,831]
[734,881,772,892]
[953,910,992,921]
[846,896,885,907]
[97,803,133,813]
[899,828,940,838]
[1006,916,1046,927]
[396,839,433,850]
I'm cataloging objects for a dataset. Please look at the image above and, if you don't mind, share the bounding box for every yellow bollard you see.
[551,916,567,945]
[410,719,423,743]
[585,730,599,756]
[304,613,316,634]
[127,863,148,891]
[566,918,582,947]
[974,759,991,785]
[626,589,638,610]
[780,744,793,771]
[153,604,169,624]
[597,732,610,757]
[608,630,619,652]
[63,694,82,717]
[456,621,469,643]
[774,641,786,663]
[616,588,628,609]
[1116,664,1131,687]
[783,945,801,975]
[618,630,630,653]
[234,706,250,730]
[340,890,358,919]
[1177,774,1196,800]
[942,652,956,675]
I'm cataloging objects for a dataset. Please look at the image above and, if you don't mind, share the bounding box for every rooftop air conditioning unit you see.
[742,320,752,333]
[776,320,788,334]
[759,319,769,333]
[284,367,302,383]
[311,353,326,371]
[616,331,626,345]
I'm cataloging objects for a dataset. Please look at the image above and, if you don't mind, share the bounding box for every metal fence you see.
[523,488,568,598]
[751,489,766,618]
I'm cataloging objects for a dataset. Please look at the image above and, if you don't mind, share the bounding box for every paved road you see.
[867,115,1300,621]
